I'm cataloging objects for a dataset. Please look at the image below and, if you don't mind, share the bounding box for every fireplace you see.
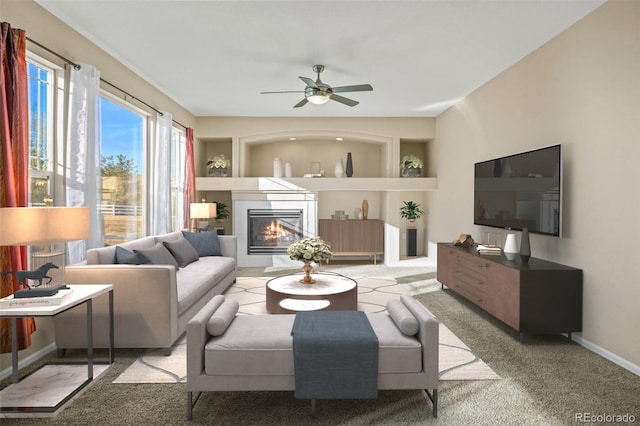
[247,209,303,254]
[234,192,317,267]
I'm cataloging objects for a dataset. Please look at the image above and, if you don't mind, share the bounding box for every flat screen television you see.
[474,144,562,236]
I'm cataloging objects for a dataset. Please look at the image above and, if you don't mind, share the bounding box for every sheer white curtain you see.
[150,111,173,235]
[65,63,103,263]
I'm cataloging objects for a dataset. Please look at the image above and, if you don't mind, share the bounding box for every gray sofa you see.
[55,231,237,355]
[186,294,439,420]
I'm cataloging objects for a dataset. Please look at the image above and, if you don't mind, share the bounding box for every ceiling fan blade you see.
[299,76,318,88]
[332,84,373,93]
[261,91,304,94]
[330,94,359,107]
[293,98,308,108]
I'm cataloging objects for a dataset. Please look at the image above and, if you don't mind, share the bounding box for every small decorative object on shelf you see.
[503,233,519,260]
[285,162,293,178]
[362,199,369,220]
[287,237,333,284]
[345,152,354,177]
[273,158,283,177]
[452,234,475,248]
[520,227,531,262]
[400,154,423,177]
[207,154,231,177]
[334,158,345,178]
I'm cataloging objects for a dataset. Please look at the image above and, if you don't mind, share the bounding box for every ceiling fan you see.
[261,65,373,108]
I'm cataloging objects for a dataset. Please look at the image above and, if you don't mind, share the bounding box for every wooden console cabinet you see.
[318,219,384,264]
[437,243,582,342]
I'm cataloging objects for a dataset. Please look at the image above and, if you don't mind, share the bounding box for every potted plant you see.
[400,201,424,257]
[400,155,423,177]
[207,154,231,177]
[212,201,230,234]
[399,201,425,222]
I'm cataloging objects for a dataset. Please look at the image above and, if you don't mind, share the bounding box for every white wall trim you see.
[570,334,640,377]
[0,342,57,381]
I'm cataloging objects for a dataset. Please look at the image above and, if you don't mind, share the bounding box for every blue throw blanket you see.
[291,310,378,399]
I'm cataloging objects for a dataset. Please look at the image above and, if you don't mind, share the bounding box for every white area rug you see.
[114,275,499,384]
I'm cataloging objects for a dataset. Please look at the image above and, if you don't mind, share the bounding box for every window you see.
[100,95,146,245]
[171,127,186,231]
[27,59,55,205]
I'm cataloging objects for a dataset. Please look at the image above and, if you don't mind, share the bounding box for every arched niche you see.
[237,130,395,178]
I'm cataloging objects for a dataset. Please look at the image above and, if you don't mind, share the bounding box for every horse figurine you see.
[1,262,59,288]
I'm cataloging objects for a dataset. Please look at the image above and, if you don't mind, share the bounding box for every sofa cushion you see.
[181,231,222,256]
[135,242,179,269]
[386,299,419,336]
[163,237,199,267]
[115,246,151,265]
[206,298,239,336]
[204,313,422,376]
[175,256,236,315]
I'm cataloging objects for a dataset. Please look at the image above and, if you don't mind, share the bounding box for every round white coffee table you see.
[266,271,358,314]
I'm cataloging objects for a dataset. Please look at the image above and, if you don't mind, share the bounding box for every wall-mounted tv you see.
[474,144,562,237]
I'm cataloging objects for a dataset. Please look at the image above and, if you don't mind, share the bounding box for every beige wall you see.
[430,0,640,367]
[1,0,196,371]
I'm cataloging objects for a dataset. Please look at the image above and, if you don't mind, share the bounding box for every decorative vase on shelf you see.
[520,228,531,262]
[285,162,293,178]
[334,158,345,178]
[300,263,315,284]
[361,199,368,220]
[209,167,229,177]
[345,152,353,177]
[354,207,362,220]
[503,233,518,261]
[273,158,283,178]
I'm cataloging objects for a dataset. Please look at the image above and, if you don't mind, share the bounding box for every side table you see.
[0,284,114,415]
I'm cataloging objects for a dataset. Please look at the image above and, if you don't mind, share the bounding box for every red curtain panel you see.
[0,21,36,353]
[183,127,196,230]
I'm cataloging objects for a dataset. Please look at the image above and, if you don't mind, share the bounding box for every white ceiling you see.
[35,0,605,118]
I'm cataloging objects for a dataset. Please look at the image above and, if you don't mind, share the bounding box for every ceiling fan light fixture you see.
[307,94,330,105]
[305,86,331,105]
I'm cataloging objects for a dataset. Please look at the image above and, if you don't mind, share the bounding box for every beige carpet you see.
[114,276,499,384]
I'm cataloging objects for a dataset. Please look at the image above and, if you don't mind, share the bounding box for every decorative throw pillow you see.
[163,237,199,267]
[134,242,179,269]
[115,246,151,265]
[206,298,239,336]
[181,230,222,257]
[387,299,419,336]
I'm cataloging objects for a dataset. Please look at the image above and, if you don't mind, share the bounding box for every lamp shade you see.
[190,202,216,219]
[0,207,90,246]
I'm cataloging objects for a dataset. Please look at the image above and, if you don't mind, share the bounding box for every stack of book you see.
[0,288,73,309]
[477,244,502,256]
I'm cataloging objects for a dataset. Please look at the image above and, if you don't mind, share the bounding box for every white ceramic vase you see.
[334,158,344,178]
[273,158,283,178]
[285,162,293,178]
[503,233,518,260]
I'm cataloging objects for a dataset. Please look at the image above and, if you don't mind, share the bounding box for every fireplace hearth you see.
[247,209,304,254]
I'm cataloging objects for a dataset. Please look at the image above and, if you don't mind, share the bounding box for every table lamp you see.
[0,206,90,297]
[189,199,216,233]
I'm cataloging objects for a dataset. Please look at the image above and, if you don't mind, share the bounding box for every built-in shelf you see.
[196,177,437,192]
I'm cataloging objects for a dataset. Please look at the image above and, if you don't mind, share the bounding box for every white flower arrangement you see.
[400,154,423,169]
[207,154,231,170]
[287,237,333,264]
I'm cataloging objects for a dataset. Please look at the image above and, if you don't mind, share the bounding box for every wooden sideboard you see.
[318,219,384,264]
[437,243,583,342]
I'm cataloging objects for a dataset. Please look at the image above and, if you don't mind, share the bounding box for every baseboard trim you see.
[0,342,57,381]
[570,334,640,376]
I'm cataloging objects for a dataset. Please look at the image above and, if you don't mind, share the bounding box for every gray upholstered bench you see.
[186,294,440,420]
